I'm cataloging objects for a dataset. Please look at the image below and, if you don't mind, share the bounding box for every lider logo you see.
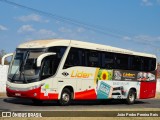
[123,73,135,78]
[71,70,93,78]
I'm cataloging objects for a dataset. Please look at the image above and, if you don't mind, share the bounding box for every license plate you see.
[15,93,21,96]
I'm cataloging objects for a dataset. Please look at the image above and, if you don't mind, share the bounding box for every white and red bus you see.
[2,39,157,105]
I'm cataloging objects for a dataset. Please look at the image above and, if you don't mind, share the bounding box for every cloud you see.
[141,0,160,6]
[122,35,160,47]
[17,25,35,33]
[58,27,72,33]
[58,27,85,33]
[134,35,160,42]
[0,25,8,31]
[77,27,85,33]
[55,25,91,41]
[16,14,49,23]
[36,29,56,37]
[141,0,153,6]
[122,36,132,41]
[55,20,61,24]
[17,24,56,39]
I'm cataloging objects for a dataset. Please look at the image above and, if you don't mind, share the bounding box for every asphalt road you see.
[0,97,160,111]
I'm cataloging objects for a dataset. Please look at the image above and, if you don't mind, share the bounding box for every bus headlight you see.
[29,85,40,90]
[29,83,44,90]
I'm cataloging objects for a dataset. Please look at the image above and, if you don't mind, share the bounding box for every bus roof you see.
[17,39,156,58]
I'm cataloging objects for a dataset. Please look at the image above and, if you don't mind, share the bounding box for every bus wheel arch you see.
[126,88,137,104]
[59,86,74,106]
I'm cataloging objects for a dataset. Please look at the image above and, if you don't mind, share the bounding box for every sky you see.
[0,0,160,60]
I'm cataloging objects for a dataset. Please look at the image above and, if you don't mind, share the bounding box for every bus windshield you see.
[8,49,45,83]
[8,46,67,83]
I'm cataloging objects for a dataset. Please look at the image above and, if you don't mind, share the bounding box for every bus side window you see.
[48,46,66,68]
[102,52,115,69]
[140,57,156,72]
[150,58,156,71]
[128,55,133,70]
[48,46,66,60]
[86,50,99,67]
[115,53,129,70]
[132,56,144,71]
[63,48,82,69]
[142,57,149,71]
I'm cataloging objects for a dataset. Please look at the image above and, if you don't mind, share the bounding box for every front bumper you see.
[6,87,58,100]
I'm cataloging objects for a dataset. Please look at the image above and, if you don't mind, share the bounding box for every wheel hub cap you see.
[62,93,69,103]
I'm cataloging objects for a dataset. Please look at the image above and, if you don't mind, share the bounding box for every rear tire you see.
[59,88,72,106]
[126,89,136,104]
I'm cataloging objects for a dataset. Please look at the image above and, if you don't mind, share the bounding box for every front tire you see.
[126,89,136,104]
[59,88,72,106]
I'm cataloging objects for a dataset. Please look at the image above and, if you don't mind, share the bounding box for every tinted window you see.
[63,48,83,69]
[132,56,142,71]
[48,46,66,59]
[151,58,156,71]
[41,56,55,79]
[102,52,131,70]
[102,52,115,69]
[145,57,156,71]
[115,54,130,70]
[86,50,100,67]
[63,47,156,71]
[40,46,66,79]
[131,56,156,71]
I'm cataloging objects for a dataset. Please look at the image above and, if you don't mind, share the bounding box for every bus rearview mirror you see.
[1,53,14,65]
[36,52,56,67]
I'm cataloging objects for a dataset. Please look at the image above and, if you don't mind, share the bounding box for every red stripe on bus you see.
[75,89,97,99]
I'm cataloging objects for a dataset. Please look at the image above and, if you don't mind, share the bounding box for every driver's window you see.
[42,60,52,75]
[41,56,54,79]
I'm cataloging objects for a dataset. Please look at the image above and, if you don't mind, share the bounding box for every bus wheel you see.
[32,99,43,105]
[59,88,71,106]
[126,89,136,104]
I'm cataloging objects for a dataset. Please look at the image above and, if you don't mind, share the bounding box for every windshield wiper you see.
[10,59,24,82]
[20,51,30,83]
